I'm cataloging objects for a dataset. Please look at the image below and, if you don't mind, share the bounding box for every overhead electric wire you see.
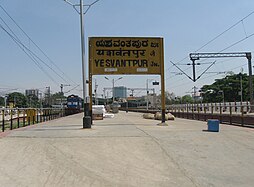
[187,12,254,75]
[170,62,246,90]
[0,24,59,86]
[63,0,100,15]
[0,4,78,86]
[83,0,100,14]
[169,61,192,81]
[166,9,254,95]
[64,84,80,94]
[241,20,248,38]
[219,32,254,52]
[169,59,237,86]
[195,61,216,81]
[169,57,244,90]
[168,28,254,86]
[166,10,254,78]
[0,18,67,85]
[169,58,239,88]
[195,10,254,53]
[196,63,246,85]
[188,31,254,81]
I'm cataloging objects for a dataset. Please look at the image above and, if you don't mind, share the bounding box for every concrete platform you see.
[0,111,254,187]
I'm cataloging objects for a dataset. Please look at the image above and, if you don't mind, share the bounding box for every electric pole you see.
[46,87,50,107]
[240,68,243,104]
[60,84,70,110]
[190,52,253,112]
[64,0,100,128]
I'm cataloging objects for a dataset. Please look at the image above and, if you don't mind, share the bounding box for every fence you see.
[0,108,65,132]
[168,102,254,127]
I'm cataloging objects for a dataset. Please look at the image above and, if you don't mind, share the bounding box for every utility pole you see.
[152,88,156,109]
[60,84,70,110]
[247,53,253,111]
[94,79,98,105]
[192,59,196,82]
[39,92,42,108]
[240,68,243,104]
[131,89,134,97]
[46,86,50,107]
[60,84,70,94]
[187,58,200,82]
[4,95,7,108]
[79,0,91,128]
[103,88,106,105]
[63,0,100,128]
[112,79,115,102]
[193,86,197,103]
[219,90,224,103]
[190,52,253,112]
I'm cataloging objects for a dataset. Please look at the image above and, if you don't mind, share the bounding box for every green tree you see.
[181,95,194,104]
[0,96,4,106]
[7,92,28,108]
[27,94,40,108]
[200,73,249,103]
[51,92,67,106]
[157,91,175,105]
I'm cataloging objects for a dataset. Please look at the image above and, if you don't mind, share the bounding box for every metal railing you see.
[168,102,254,127]
[0,108,65,132]
[168,102,250,114]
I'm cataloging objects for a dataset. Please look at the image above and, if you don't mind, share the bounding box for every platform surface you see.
[0,111,254,187]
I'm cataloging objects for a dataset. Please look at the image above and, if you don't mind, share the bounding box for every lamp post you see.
[93,78,98,105]
[146,79,159,110]
[219,90,224,103]
[146,79,151,111]
[105,77,123,102]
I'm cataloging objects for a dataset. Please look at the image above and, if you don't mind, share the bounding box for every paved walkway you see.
[0,111,254,187]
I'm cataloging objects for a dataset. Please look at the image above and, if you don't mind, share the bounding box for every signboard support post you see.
[89,37,167,125]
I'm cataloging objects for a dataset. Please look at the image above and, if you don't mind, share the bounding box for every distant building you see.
[25,89,39,98]
[113,86,127,99]
[147,93,157,108]
[141,93,158,108]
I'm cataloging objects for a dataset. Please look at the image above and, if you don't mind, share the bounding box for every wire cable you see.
[0,18,69,84]
[0,24,59,85]
[0,4,78,86]
[169,62,246,90]
[167,9,254,73]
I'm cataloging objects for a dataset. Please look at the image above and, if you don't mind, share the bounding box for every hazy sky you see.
[1,0,254,98]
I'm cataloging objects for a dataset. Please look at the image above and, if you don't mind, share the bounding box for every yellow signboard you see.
[26,109,36,122]
[89,37,163,75]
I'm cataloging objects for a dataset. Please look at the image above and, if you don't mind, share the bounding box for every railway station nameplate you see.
[89,37,163,75]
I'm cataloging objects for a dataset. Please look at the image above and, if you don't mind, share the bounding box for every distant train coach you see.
[65,94,83,115]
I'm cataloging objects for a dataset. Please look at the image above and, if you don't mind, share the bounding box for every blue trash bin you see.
[207,119,220,132]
